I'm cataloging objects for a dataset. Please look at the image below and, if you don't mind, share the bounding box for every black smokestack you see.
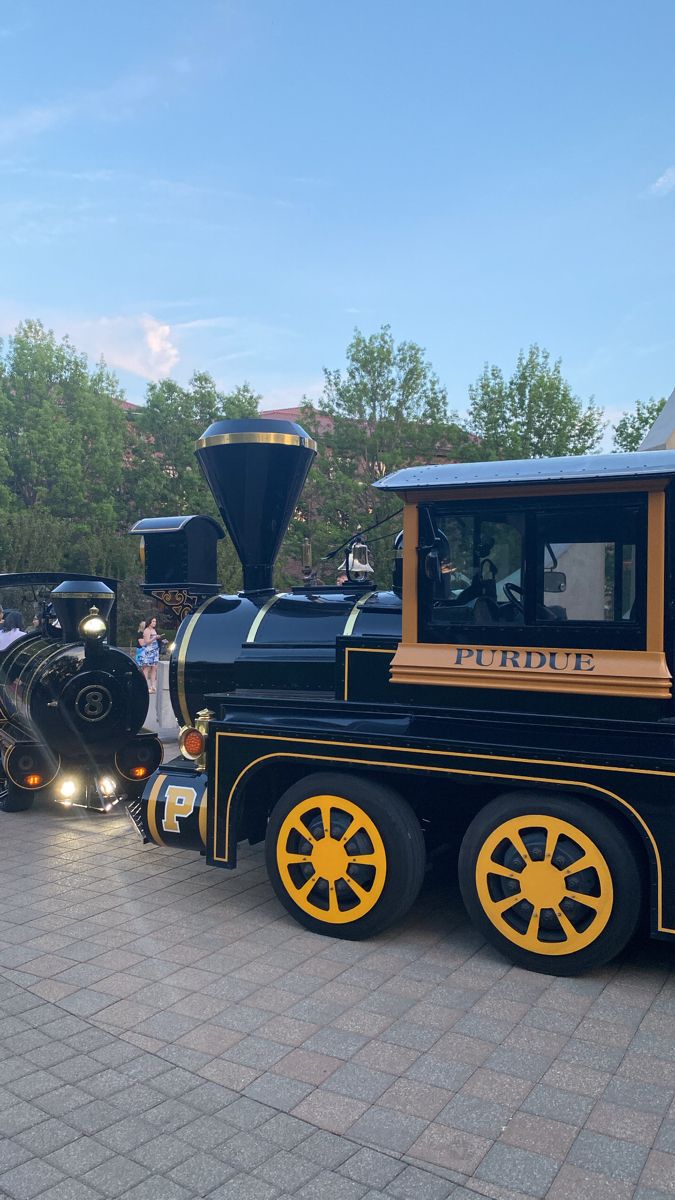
[50,580,115,642]
[195,418,317,592]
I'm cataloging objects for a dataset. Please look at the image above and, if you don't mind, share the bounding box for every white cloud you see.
[649,166,675,197]
[0,309,180,381]
[66,314,180,379]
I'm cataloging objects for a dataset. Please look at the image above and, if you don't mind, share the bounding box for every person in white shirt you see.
[0,611,26,652]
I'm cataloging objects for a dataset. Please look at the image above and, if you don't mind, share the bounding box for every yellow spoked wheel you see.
[266,773,426,938]
[276,794,387,924]
[475,814,613,955]
[459,793,642,975]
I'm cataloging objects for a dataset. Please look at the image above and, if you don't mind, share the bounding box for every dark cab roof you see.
[375,449,675,494]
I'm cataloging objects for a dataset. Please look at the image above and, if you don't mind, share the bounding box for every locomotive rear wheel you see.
[265,773,425,939]
[458,792,642,976]
[0,780,35,813]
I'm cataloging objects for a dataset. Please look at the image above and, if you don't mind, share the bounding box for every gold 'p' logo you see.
[163,784,197,832]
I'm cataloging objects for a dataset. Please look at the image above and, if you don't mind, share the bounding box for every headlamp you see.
[78,606,107,641]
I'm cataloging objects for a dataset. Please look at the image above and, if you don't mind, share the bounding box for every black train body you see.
[0,577,161,812]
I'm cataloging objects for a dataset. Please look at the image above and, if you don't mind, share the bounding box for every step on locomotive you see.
[0,575,162,811]
[129,417,675,975]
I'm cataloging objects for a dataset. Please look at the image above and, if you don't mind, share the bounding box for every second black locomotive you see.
[0,576,162,811]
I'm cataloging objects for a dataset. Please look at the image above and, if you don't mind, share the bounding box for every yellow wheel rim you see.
[276,793,387,924]
[475,814,614,956]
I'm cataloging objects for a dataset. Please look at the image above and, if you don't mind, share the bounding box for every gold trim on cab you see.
[389,644,672,699]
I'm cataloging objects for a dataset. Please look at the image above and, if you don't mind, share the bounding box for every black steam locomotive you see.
[129,417,675,975]
[0,575,162,812]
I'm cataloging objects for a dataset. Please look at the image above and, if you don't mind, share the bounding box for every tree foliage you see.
[612,396,666,452]
[289,326,476,583]
[467,345,605,459]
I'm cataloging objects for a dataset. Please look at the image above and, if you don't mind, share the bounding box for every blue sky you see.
[1,0,674,432]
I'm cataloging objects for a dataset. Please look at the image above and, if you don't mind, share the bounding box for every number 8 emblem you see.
[75,685,112,722]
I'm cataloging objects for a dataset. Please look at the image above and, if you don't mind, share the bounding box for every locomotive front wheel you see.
[0,781,35,813]
[458,792,642,976]
[265,773,425,939]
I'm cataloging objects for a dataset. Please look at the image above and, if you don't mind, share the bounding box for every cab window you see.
[419,496,647,650]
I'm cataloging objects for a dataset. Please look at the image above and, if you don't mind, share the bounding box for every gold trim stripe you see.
[176,595,221,725]
[146,773,167,845]
[342,590,376,638]
[245,593,282,644]
[196,431,317,452]
[50,591,112,600]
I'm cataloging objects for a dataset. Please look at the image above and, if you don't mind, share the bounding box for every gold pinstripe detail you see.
[211,730,675,933]
[146,773,167,845]
[175,596,221,726]
[342,591,376,639]
[245,593,282,644]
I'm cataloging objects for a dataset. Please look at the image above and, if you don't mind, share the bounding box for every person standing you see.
[135,621,146,666]
[140,616,160,693]
[0,611,25,651]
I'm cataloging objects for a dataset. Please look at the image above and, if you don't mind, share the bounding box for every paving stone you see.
[292,1089,368,1134]
[587,1100,662,1145]
[168,1150,234,1192]
[14,1117,79,1154]
[183,1081,238,1115]
[36,1183,105,1200]
[405,1055,473,1090]
[567,1129,649,1184]
[640,1150,675,1193]
[95,1114,158,1152]
[207,1176,279,1200]
[114,1178,194,1200]
[296,1129,358,1168]
[379,1078,449,1120]
[46,1134,112,1174]
[81,1153,150,1197]
[501,1110,577,1159]
[521,1082,595,1124]
[273,1048,340,1085]
[475,1141,560,1197]
[0,1137,31,1173]
[255,1148,321,1190]
[385,1164,455,1199]
[436,1093,512,1139]
[66,1098,126,1134]
[347,1105,428,1154]
[323,1062,396,1103]
[294,1168,367,1200]
[408,1121,490,1174]
[0,1157,66,1199]
[546,1163,636,1199]
[244,1071,313,1111]
[218,1130,278,1172]
[340,1147,404,1188]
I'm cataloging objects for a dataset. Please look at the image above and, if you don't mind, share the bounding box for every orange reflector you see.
[130,766,149,779]
[183,729,204,757]
[24,774,43,788]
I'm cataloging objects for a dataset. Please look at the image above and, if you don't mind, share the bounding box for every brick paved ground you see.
[0,799,674,1199]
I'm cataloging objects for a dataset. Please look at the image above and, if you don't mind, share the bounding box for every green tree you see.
[0,320,129,572]
[466,345,605,459]
[612,396,666,452]
[127,374,260,519]
[285,326,475,584]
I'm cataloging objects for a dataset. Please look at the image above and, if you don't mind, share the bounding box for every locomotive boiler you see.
[0,577,162,812]
[131,417,675,975]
